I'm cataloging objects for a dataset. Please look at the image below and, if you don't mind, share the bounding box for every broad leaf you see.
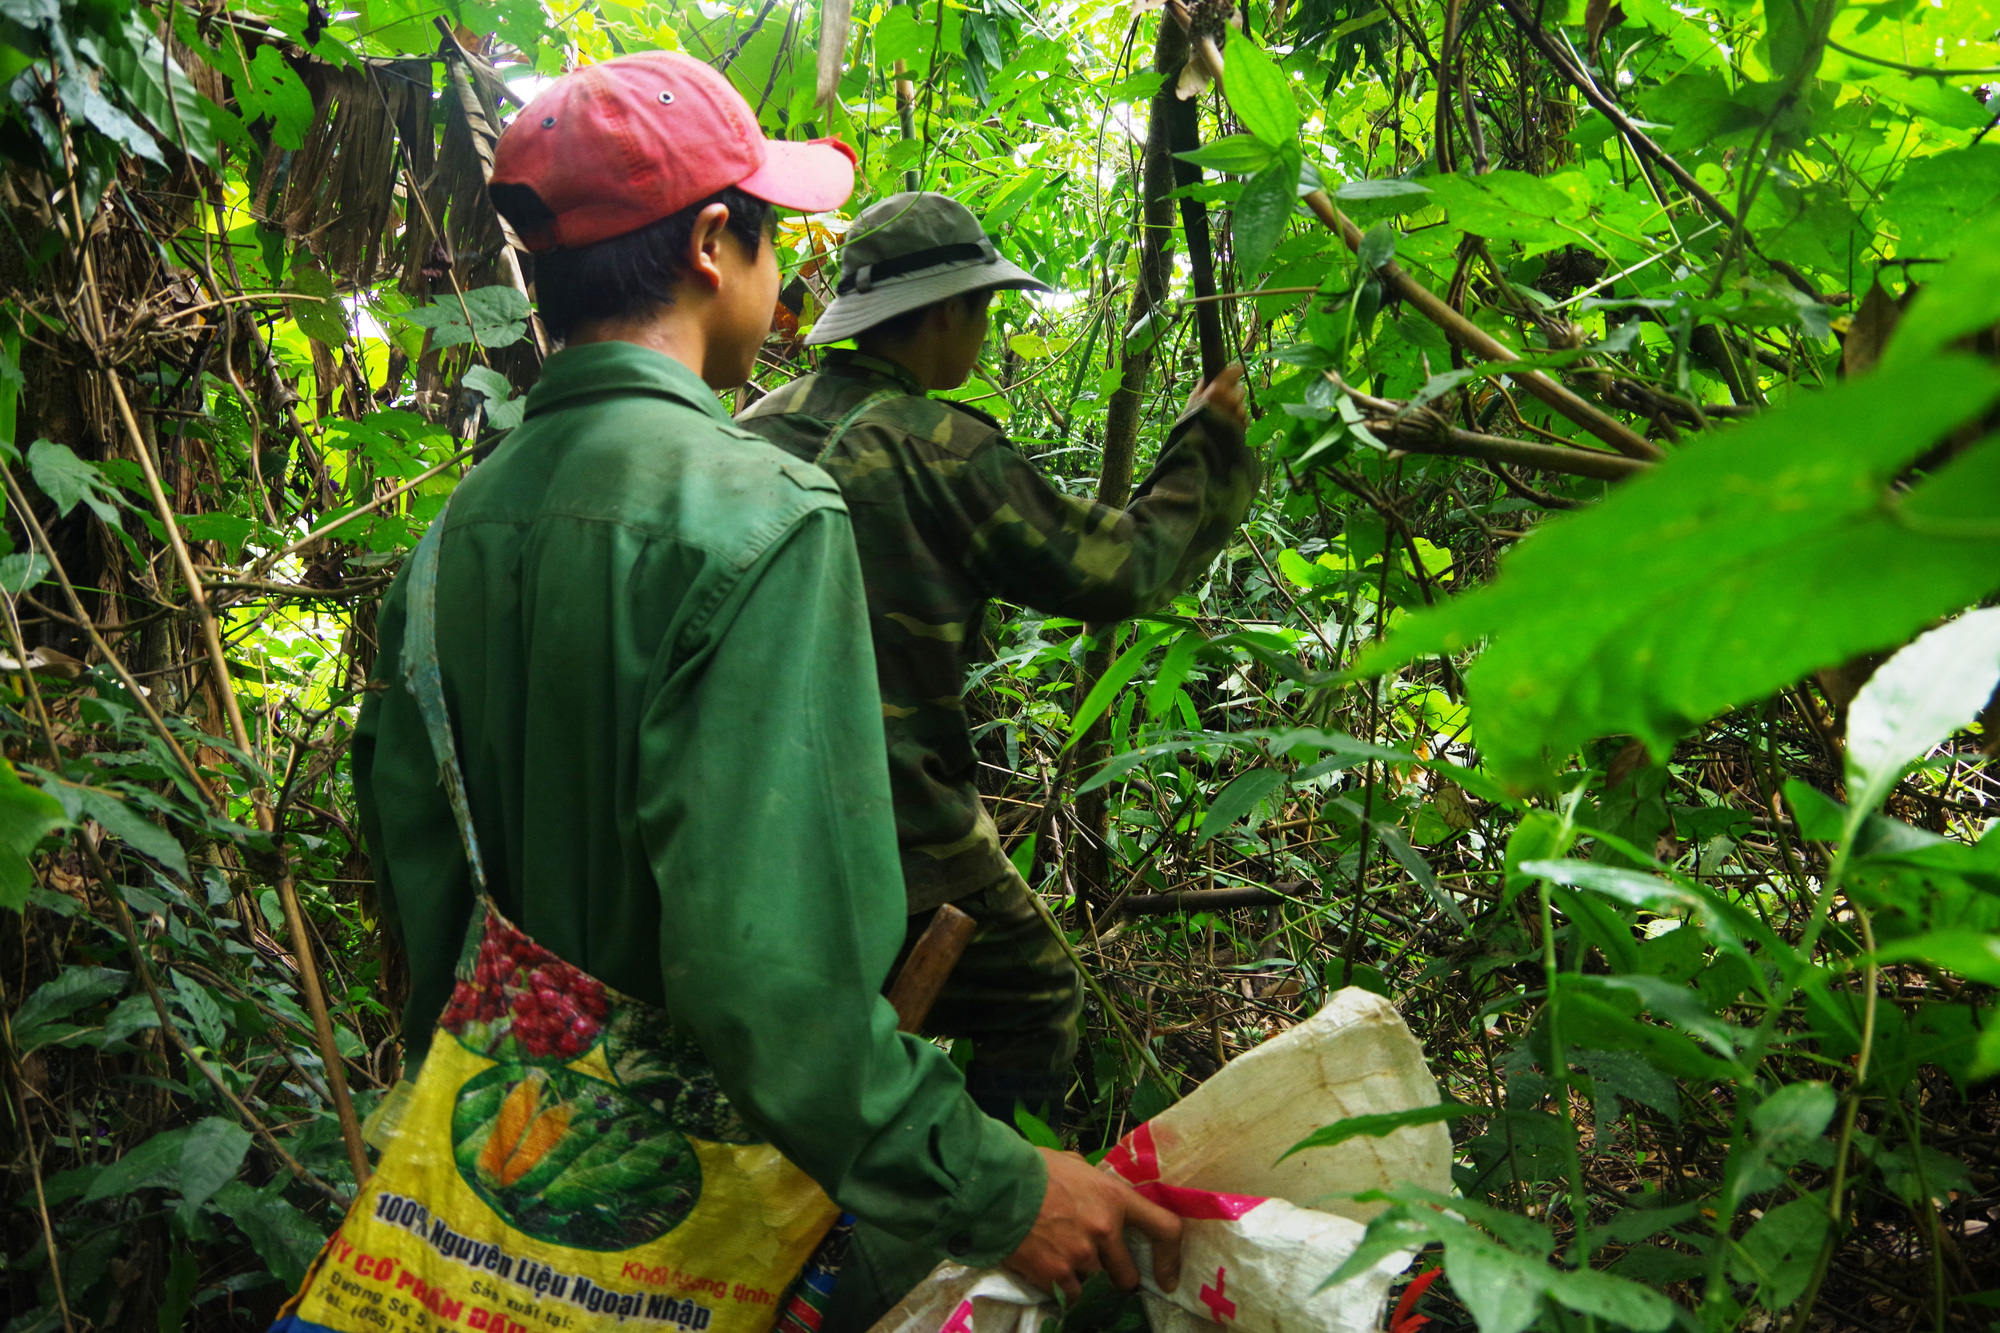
[399,286,532,349]
[27,439,124,526]
[177,1117,252,1218]
[1174,133,1278,175]
[1845,607,2000,817]
[12,966,127,1052]
[1233,150,1301,278]
[1222,27,1300,148]
[0,760,65,911]
[1193,767,1284,846]
[1361,357,2000,788]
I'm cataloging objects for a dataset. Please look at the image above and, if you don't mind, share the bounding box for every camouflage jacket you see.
[737,350,1259,913]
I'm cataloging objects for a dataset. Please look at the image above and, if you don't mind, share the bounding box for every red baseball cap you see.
[492,51,856,252]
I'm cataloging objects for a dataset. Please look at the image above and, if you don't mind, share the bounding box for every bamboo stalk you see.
[102,371,371,1188]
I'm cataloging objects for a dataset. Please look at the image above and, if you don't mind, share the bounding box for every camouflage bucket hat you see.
[807,191,1052,345]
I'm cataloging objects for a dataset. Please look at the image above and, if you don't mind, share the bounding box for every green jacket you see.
[736,351,1259,913]
[353,341,1043,1262]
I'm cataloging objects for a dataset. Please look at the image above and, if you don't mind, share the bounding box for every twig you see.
[1300,189,1663,461]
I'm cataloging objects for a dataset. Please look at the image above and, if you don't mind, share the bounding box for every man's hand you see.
[1002,1147,1183,1302]
[1185,362,1247,431]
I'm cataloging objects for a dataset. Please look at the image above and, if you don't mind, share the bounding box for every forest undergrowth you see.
[0,0,1997,1328]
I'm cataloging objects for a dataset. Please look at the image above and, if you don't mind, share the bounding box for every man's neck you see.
[570,311,713,385]
[853,340,943,392]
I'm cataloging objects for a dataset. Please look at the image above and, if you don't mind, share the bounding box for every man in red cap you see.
[354,49,1179,1326]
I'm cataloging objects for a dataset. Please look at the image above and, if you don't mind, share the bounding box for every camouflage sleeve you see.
[951,404,1259,621]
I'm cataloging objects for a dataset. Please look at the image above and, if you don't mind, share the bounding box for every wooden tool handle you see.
[887,902,977,1033]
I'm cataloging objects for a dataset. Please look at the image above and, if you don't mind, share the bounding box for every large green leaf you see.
[177,1117,252,1218]
[0,760,65,911]
[1192,767,1283,846]
[399,286,532,349]
[11,966,127,1051]
[1222,28,1300,148]
[1845,608,2000,816]
[211,1180,327,1288]
[1360,355,2000,788]
[1232,150,1301,278]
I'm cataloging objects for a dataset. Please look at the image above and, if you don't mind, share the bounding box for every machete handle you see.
[887,902,977,1033]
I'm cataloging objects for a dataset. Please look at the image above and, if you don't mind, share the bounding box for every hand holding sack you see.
[867,990,1453,1333]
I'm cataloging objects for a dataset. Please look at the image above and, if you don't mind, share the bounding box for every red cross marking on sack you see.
[1199,1267,1237,1323]
[938,1299,976,1333]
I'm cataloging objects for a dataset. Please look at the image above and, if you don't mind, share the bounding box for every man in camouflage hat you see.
[738,191,1258,1139]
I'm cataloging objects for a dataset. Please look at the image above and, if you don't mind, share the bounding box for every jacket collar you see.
[525,341,730,422]
[822,348,926,398]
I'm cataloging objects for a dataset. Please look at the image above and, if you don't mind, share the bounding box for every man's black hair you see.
[855,287,993,346]
[490,184,772,343]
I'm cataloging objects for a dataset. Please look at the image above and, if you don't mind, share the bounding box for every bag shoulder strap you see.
[401,499,489,896]
[814,389,900,467]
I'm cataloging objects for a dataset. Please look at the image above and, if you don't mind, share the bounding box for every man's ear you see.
[684,203,735,292]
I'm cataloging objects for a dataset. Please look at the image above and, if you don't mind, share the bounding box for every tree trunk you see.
[1063,18,1205,906]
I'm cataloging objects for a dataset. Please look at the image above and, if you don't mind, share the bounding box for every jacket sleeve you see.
[950,404,1259,622]
[633,504,1046,1262]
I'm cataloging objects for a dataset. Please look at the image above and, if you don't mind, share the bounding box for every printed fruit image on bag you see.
[275,907,840,1333]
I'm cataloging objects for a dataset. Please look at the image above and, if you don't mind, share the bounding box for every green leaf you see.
[170,970,227,1050]
[176,512,257,553]
[463,365,525,430]
[0,760,65,911]
[27,439,124,526]
[1277,1101,1481,1160]
[1845,608,2000,817]
[1425,169,1582,248]
[238,44,314,150]
[1194,767,1284,846]
[1883,217,2000,368]
[12,966,127,1052]
[176,1117,251,1218]
[1360,356,2000,789]
[399,286,531,349]
[1222,27,1300,148]
[211,1180,327,1289]
[1174,133,1277,174]
[1752,1080,1837,1146]
[1012,1103,1062,1148]
[874,5,927,68]
[1729,1195,1829,1309]
[84,1126,191,1201]
[1872,930,2000,985]
[286,263,348,345]
[1233,150,1301,278]
[0,552,49,595]
[1881,144,2000,258]
[51,785,190,879]
[1335,178,1432,205]
[1357,221,1397,271]
[1542,1265,1675,1330]
[1065,625,1178,743]
[1441,1235,1548,1333]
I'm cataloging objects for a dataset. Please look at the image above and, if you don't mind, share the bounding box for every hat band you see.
[838,238,999,295]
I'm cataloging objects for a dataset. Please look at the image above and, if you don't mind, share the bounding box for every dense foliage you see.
[0,0,1996,1328]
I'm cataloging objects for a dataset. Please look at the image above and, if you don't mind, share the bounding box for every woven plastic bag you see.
[866,989,1452,1333]
[274,507,840,1333]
